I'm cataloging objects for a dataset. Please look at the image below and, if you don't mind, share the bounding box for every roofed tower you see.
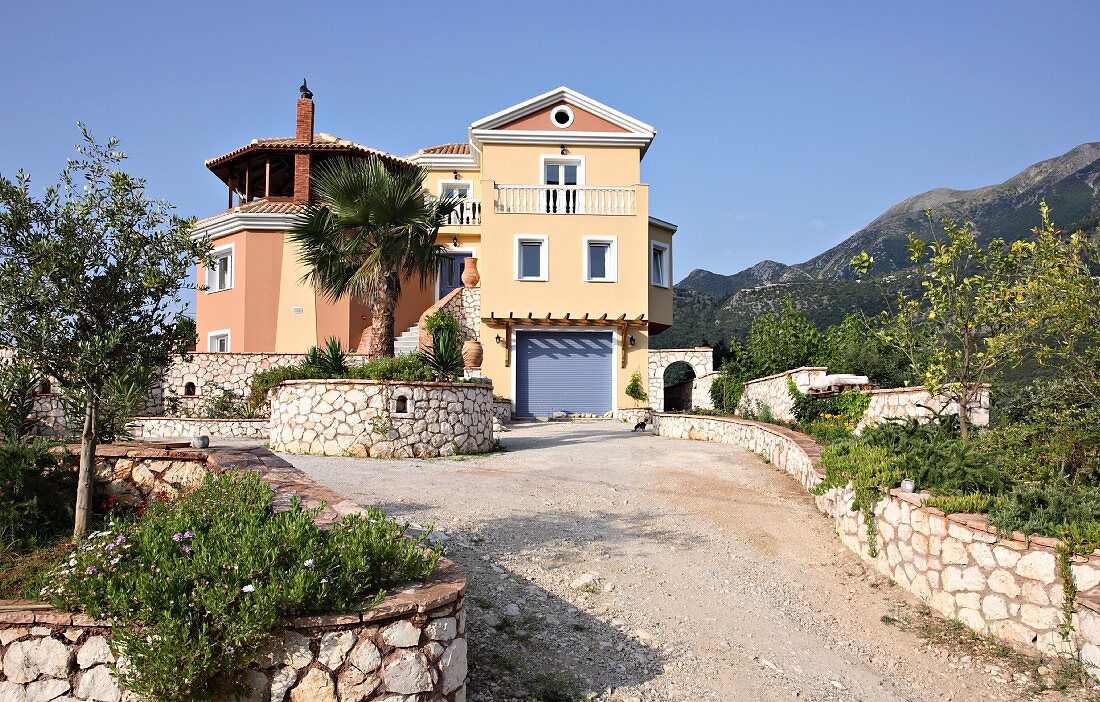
[204,83,411,210]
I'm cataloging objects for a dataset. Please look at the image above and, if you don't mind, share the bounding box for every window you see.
[651,242,670,287]
[550,105,575,128]
[183,382,196,397]
[584,236,617,282]
[515,236,548,281]
[206,245,233,292]
[439,180,471,200]
[541,156,584,214]
[208,330,231,352]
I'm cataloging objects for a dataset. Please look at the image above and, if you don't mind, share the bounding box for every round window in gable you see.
[550,105,574,128]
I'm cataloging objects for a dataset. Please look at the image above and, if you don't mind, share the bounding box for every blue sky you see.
[1,1,1097,294]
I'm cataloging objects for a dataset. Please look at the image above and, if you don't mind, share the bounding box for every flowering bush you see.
[44,470,440,701]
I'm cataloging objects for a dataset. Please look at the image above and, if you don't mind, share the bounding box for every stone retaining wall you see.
[270,380,494,458]
[491,398,513,423]
[7,444,470,700]
[735,366,991,429]
[859,385,991,431]
[0,563,466,702]
[653,412,1100,669]
[132,416,270,440]
[737,367,828,422]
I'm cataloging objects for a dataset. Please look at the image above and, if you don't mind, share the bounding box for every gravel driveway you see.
[285,421,1095,701]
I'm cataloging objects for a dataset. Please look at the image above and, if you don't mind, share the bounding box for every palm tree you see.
[290,157,458,358]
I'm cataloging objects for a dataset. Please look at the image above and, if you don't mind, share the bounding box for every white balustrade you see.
[440,199,481,226]
[494,185,636,215]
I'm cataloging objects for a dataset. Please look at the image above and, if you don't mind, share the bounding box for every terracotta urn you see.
[462,340,484,370]
[461,257,480,288]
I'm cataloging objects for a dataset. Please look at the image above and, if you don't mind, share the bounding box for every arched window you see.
[38,380,52,395]
[394,395,409,414]
[183,382,197,397]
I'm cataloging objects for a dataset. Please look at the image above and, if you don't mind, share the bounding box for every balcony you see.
[495,185,636,216]
[440,199,481,226]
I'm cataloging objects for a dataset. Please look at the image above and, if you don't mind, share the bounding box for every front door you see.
[438,253,464,299]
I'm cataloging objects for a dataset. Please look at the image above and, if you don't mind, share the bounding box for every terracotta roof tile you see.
[194,199,307,226]
[415,142,471,155]
[205,132,413,168]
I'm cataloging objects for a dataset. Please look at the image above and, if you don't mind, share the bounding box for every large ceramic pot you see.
[462,340,484,370]
[461,257,480,288]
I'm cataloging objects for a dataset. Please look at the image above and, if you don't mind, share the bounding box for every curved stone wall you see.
[0,561,467,702]
[654,412,1100,669]
[270,380,494,458]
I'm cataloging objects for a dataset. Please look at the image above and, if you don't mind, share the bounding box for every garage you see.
[515,331,614,418]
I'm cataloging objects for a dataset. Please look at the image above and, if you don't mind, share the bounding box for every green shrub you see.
[346,355,434,382]
[0,439,73,550]
[625,371,648,405]
[804,417,855,445]
[811,441,902,556]
[924,493,1001,515]
[0,360,39,440]
[201,385,262,420]
[860,418,1009,496]
[423,309,460,339]
[45,470,440,702]
[248,365,318,413]
[419,326,463,381]
[302,337,349,376]
[788,378,870,426]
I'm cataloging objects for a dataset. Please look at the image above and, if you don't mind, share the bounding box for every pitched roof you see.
[205,132,414,169]
[415,142,472,155]
[194,198,307,228]
[468,86,656,156]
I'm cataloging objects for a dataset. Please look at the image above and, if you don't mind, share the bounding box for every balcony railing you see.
[495,185,636,215]
[440,199,481,226]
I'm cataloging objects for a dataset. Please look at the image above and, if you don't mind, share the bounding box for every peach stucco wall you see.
[500,102,626,132]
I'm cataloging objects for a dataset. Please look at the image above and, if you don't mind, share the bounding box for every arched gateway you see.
[647,348,712,411]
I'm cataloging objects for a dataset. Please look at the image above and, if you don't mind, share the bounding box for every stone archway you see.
[647,348,712,411]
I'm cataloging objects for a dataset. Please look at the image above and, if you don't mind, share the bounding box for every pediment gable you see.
[469,87,656,154]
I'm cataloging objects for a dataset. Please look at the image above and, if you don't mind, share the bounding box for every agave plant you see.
[419,326,463,381]
[302,337,349,377]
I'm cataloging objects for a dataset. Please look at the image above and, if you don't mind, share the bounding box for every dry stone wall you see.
[858,386,991,431]
[0,566,467,702]
[735,366,991,429]
[491,398,512,423]
[132,417,269,440]
[270,380,494,458]
[737,367,828,422]
[653,412,1100,668]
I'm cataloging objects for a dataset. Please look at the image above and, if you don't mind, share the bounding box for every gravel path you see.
[285,421,1096,701]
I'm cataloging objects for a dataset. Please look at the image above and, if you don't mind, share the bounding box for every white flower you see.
[303,559,314,569]
[241,584,255,593]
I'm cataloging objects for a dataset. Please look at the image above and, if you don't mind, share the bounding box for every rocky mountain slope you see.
[654,142,1100,349]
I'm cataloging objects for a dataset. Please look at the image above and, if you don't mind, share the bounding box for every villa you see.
[191,86,677,418]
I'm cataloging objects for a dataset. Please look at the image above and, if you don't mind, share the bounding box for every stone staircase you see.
[394,324,420,356]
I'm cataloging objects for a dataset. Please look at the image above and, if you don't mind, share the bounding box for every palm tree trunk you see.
[368,270,399,358]
[74,393,98,536]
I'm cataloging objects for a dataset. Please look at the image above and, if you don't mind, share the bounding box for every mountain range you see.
[652,142,1100,349]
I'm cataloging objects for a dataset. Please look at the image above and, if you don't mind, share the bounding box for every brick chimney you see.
[293,91,314,202]
[296,96,314,143]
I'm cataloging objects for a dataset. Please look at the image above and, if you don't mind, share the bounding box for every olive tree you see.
[0,126,207,534]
